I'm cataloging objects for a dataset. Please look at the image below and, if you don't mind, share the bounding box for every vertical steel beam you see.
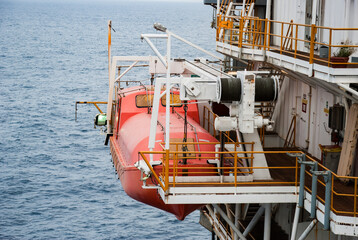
[310,162,318,218]
[264,203,271,240]
[234,204,240,240]
[165,33,171,150]
[265,0,272,20]
[298,156,306,208]
[324,171,332,230]
[291,204,301,240]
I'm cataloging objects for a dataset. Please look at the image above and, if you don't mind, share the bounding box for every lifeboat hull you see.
[109,87,217,220]
[110,137,203,220]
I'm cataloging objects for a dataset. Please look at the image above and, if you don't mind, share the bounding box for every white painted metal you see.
[265,0,272,20]
[303,191,358,236]
[179,77,220,102]
[338,83,358,98]
[242,129,272,180]
[212,204,248,240]
[167,186,297,194]
[106,60,118,133]
[106,56,153,132]
[142,36,167,67]
[148,78,163,152]
[183,61,218,80]
[234,204,240,240]
[217,42,358,84]
[165,33,171,150]
[206,205,231,240]
[264,203,272,240]
[311,0,318,25]
[159,190,298,204]
[243,206,265,237]
[290,205,301,240]
[114,61,138,82]
[297,219,317,240]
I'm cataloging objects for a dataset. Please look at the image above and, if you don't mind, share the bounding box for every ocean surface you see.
[0,1,216,239]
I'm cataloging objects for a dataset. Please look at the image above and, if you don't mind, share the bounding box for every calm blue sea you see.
[0,1,216,239]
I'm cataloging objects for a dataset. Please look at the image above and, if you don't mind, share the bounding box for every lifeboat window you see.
[135,94,154,108]
[161,94,182,107]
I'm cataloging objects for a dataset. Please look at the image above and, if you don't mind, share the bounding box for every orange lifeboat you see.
[109,86,218,220]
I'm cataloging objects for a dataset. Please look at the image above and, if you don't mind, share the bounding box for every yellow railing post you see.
[354,178,357,218]
[280,22,284,54]
[234,146,237,188]
[250,143,254,174]
[263,18,267,50]
[309,24,317,64]
[173,151,177,189]
[328,29,332,67]
[294,24,298,58]
[267,19,271,50]
[295,157,298,191]
[331,176,334,214]
[238,17,243,48]
[165,149,169,192]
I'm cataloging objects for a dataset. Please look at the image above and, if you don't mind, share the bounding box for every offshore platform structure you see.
[199,0,358,239]
[95,1,358,239]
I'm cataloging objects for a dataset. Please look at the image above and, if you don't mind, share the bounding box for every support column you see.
[234,204,240,240]
[212,204,247,240]
[265,0,272,20]
[243,206,265,237]
[264,203,271,240]
[290,205,301,240]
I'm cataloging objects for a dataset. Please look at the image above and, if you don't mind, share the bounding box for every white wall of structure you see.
[270,0,358,56]
[275,78,339,159]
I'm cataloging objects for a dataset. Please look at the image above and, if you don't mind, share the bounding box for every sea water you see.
[0,1,216,239]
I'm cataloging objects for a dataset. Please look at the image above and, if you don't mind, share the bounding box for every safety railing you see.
[138,145,300,189]
[217,15,358,67]
[303,154,358,217]
[138,147,358,217]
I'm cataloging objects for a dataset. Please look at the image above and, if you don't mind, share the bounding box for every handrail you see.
[138,146,358,217]
[217,15,358,67]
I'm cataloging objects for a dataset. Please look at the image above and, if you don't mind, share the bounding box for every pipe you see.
[298,219,317,240]
[142,36,167,68]
[298,155,307,207]
[265,0,272,20]
[115,61,138,82]
[212,204,247,240]
[324,171,332,230]
[264,203,271,240]
[311,0,318,25]
[310,162,318,219]
[290,204,301,240]
[234,204,240,240]
[305,86,312,149]
[338,83,358,99]
[243,206,265,237]
[165,33,171,150]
